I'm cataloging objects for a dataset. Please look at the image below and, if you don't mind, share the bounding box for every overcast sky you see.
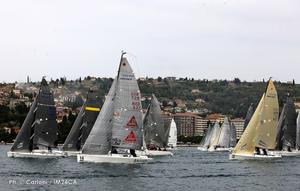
[0,0,299,83]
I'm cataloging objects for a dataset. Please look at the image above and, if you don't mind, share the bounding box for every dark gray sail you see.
[10,99,37,151]
[230,123,237,147]
[275,104,287,150]
[62,90,102,151]
[32,79,58,150]
[11,78,58,151]
[296,113,300,150]
[82,79,117,154]
[282,97,297,149]
[143,94,166,148]
[243,104,254,131]
[111,56,143,150]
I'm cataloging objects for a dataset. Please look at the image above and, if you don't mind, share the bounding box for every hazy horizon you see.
[0,1,299,83]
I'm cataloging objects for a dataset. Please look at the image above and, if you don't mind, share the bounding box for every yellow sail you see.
[232,79,279,155]
[254,80,279,149]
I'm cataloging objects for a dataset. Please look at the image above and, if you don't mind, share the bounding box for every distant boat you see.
[296,112,300,150]
[62,89,102,156]
[140,94,173,156]
[229,79,281,160]
[230,123,237,148]
[208,117,236,152]
[167,118,177,149]
[243,104,254,131]
[7,78,65,158]
[197,124,212,151]
[270,96,300,156]
[197,122,220,151]
[77,52,152,164]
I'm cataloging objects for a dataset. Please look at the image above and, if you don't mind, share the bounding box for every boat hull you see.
[136,150,173,157]
[63,150,82,157]
[77,154,153,164]
[229,153,282,160]
[7,151,66,158]
[269,150,300,157]
[208,147,232,152]
[197,147,208,151]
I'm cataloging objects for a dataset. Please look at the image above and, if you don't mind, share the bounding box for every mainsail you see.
[167,118,177,147]
[296,113,300,150]
[282,97,297,149]
[82,79,117,154]
[243,104,254,131]
[111,56,143,150]
[232,79,279,155]
[144,94,166,148]
[11,78,58,151]
[200,124,212,148]
[208,122,221,149]
[217,117,231,147]
[62,90,102,151]
[230,123,237,147]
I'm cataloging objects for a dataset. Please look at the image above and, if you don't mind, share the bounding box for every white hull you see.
[229,153,282,160]
[136,150,173,157]
[197,147,208,151]
[63,150,82,157]
[7,150,66,158]
[77,153,152,164]
[269,150,300,157]
[208,147,232,152]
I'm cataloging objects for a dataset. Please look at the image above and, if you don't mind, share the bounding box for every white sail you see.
[167,119,177,148]
[208,122,221,149]
[217,117,231,148]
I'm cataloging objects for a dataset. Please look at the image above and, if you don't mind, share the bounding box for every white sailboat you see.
[197,122,220,151]
[229,79,281,160]
[7,78,66,158]
[208,117,235,152]
[77,52,152,164]
[167,118,177,149]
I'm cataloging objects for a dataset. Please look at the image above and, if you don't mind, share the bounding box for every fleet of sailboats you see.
[5,53,300,163]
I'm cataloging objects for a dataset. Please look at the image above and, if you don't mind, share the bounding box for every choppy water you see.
[0,145,299,191]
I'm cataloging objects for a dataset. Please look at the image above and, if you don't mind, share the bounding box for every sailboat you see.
[270,96,300,156]
[208,117,235,152]
[167,118,177,149]
[296,112,300,151]
[77,52,152,164]
[229,79,281,160]
[197,122,220,151]
[230,123,237,148]
[62,89,102,156]
[243,104,254,131]
[140,94,173,156]
[7,78,66,158]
